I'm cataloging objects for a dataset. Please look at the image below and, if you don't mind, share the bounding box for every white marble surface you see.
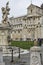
[0,52,3,62]
[0,47,3,63]
[30,46,41,65]
[0,47,5,65]
[0,63,5,65]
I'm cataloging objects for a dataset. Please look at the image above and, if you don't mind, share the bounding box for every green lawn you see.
[11,41,34,49]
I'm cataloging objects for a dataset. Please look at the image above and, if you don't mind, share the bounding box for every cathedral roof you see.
[27,4,42,10]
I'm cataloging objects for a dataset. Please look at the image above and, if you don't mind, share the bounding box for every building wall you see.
[10,4,43,41]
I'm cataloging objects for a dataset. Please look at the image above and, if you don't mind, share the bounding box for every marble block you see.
[41,44,43,63]
[0,63,5,65]
[30,46,41,65]
[0,47,5,65]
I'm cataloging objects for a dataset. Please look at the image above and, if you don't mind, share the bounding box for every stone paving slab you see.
[3,53,30,65]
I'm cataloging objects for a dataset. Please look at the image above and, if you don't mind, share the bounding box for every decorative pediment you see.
[27,4,41,10]
[27,4,35,9]
[27,4,36,15]
[27,4,42,16]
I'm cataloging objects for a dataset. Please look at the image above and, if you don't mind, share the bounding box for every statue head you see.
[6,1,9,6]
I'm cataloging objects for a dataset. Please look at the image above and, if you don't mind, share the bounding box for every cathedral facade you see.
[10,4,43,41]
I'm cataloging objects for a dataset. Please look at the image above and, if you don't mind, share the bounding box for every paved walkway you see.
[3,49,30,65]
[3,53,30,65]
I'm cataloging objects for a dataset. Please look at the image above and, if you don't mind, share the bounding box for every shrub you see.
[11,41,34,49]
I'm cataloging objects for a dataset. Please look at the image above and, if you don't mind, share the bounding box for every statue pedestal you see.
[0,47,5,65]
[0,63,5,65]
[30,46,41,65]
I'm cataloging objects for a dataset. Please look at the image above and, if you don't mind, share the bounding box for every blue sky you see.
[0,0,43,22]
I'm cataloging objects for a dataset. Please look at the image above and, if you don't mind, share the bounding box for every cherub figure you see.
[1,1,10,24]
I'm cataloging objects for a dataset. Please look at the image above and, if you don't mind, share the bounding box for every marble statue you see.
[0,2,11,53]
[1,1,10,24]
